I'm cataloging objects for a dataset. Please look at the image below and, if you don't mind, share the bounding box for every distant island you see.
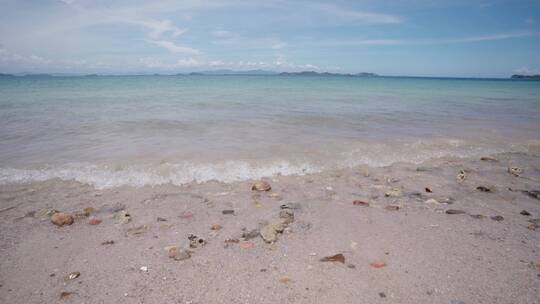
[279,71,378,77]
[183,70,379,77]
[511,74,540,79]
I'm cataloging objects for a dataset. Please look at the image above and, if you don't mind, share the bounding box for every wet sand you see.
[0,152,539,304]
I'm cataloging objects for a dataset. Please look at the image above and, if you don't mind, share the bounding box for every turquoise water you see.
[1,75,539,188]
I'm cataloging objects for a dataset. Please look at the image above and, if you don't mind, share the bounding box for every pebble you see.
[60,291,75,299]
[64,272,80,281]
[188,234,206,248]
[520,210,531,216]
[480,156,497,161]
[88,218,102,225]
[425,187,433,193]
[211,224,222,231]
[470,214,486,219]
[167,246,192,261]
[320,253,345,263]
[157,217,167,222]
[241,228,260,240]
[222,210,235,215]
[490,215,504,221]
[51,213,74,227]
[384,188,402,197]
[379,292,386,298]
[179,211,193,219]
[260,222,286,243]
[446,209,466,215]
[239,241,255,249]
[370,261,387,268]
[385,205,400,211]
[476,186,494,192]
[352,200,369,206]
[101,240,115,245]
[251,181,272,191]
[280,203,302,210]
[457,170,467,182]
[140,266,148,272]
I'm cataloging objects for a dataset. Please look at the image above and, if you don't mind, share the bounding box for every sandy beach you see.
[1,151,538,304]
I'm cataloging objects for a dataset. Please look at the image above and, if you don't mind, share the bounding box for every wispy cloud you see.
[148,40,201,55]
[513,67,539,75]
[305,2,404,24]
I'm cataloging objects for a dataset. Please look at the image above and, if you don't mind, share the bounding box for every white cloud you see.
[513,67,539,75]
[148,40,201,55]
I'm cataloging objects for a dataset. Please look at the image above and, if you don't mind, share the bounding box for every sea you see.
[1,75,539,189]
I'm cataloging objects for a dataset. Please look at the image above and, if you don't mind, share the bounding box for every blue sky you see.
[0,0,539,77]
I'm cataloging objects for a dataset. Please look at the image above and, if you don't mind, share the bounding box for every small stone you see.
[528,223,538,231]
[425,187,433,193]
[113,210,131,224]
[260,222,285,243]
[520,210,531,216]
[425,199,440,205]
[140,266,148,272]
[101,240,115,245]
[346,263,356,269]
[60,291,75,300]
[508,167,523,177]
[476,186,494,192]
[379,292,386,298]
[157,217,167,222]
[279,277,291,284]
[179,211,193,219]
[252,181,271,191]
[384,188,402,197]
[385,205,400,211]
[211,224,222,231]
[446,209,466,215]
[241,228,260,240]
[370,261,387,268]
[353,200,369,206]
[280,203,302,210]
[34,208,58,220]
[51,213,74,227]
[320,253,345,264]
[490,215,504,221]
[64,272,80,281]
[88,218,102,225]
[457,170,467,182]
[480,156,497,161]
[222,209,235,215]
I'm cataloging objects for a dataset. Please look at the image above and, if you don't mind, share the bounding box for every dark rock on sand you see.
[222,209,235,215]
[490,215,504,221]
[446,209,466,215]
[352,200,369,206]
[476,186,494,192]
[520,210,531,216]
[320,253,345,263]
[188,234,206,248]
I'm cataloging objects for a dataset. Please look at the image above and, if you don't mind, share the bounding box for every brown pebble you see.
[370,261,387,268]
[222,210,235,215]
[101,240,115,245]
[211,224,222,230]
[520,210,531,216]
[379,292,386,298]
[476,186,493,192]
[353,200,369,206]
[385,205,400,211]
[425,187,432,193]
[251,181,272,191]
[60,291,75,300]
[446,209,466,215]
[157,217,167,222]
[51,213,74,226]
[320,253,345,264]
[88,218,102,225]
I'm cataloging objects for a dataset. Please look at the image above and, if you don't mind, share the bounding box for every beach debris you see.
[446,209,466,215]
[379,292,387,298]
[140,266,148,272]
[527,262,540,270]
[60,291,75,300]
[508,167,523,177]
[320,253,345,264]
[425,187,433,193]
[520,210,531,216]
[51,213,74,227]
[222,209,235,215]
[156,217,167,222]
[385,205,400,211]
[34,208,58,220]
[167,246,192,261]
[88,218,102,225]
[457,170,467,182]
[384,188,402,197]
[126,225,149,236]
[347,263,356,269]
[252,181,272,191]
[370,261,387,268]
[239,241,255,249]
[353,200,369,207]
[188,234,206,248]
[211,224,222,231]
[179,211,193,219]
[241,228,260,240]
[470,214,486,219]
[280,202,302,210]
[528,221,539,231]
[480,156,498,162]
[490,215,504,222]
[64,272,80,281]
[101,240,115,245]
[224,238,240,248]
[476,186,495,192]
[113,210,131,224]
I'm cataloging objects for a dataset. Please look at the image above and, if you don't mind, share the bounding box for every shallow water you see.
[1,75,539,188]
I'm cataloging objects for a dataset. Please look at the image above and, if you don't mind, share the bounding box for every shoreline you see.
[1,151,539,303]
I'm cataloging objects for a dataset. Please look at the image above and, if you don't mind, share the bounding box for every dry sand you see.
[0,152,539,304]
